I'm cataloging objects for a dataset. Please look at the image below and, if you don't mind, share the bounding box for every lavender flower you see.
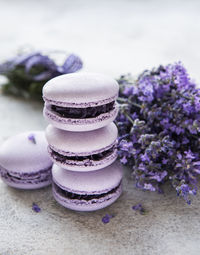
[28,134,36,144]
[58,54,83,74]
[116,62,200,204]
[0,51,83,99]
[24,53,57,81]
[102,214,114,224]
[32,203,41,213]
[132,204,145,214]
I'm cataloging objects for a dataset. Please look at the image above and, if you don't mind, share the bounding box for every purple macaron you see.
[43,72,119,132]
[45,123,118,171]
[0,131,53,189]
[52,161,123,211]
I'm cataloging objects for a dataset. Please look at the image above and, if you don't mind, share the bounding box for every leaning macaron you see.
[0,131,52,189]
[43,73,119,132]
[45,122,118,171]
[52,161,123,211]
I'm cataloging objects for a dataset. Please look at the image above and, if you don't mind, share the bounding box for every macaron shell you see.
[53,183,122,212]
[52,161,123,194]
[0,131,52,173]
[45,122,118,155]
[43,103,118,132]
[43,73,119,105]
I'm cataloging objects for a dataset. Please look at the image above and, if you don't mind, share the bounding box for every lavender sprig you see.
[116,62,200,204]
[0,51,83,100]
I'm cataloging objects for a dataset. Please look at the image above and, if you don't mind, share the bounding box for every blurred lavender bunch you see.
[116,63,200,204]
[0,51,83,100]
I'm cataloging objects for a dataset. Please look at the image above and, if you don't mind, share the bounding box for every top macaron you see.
[43,73,119,131]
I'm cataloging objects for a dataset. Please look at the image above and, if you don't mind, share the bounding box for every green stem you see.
[123,111,135,125]
[177,92,192,101]
[117,97,127,103]
[128,98,142,108]
[117,97,142,109]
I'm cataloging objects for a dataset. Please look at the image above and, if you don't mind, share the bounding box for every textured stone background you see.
[0,0,200,254]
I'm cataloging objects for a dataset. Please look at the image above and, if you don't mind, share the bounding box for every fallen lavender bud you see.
[132,204,146,214]
[28,134,36,144]
[32,203,41,213]
[102,214,114,224]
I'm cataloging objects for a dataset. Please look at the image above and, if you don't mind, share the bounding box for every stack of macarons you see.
[43,73,123,211]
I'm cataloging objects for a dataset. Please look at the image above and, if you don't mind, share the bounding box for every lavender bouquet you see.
[0,51,83,100]
[116,63,200,204]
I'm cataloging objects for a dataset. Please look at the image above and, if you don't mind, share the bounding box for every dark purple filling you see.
[0,167,52,183]
[51,101,115,119]
[50,145,116,163]
[53,181,121,201]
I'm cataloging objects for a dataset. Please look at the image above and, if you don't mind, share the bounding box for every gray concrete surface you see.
[1,0,200,254]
